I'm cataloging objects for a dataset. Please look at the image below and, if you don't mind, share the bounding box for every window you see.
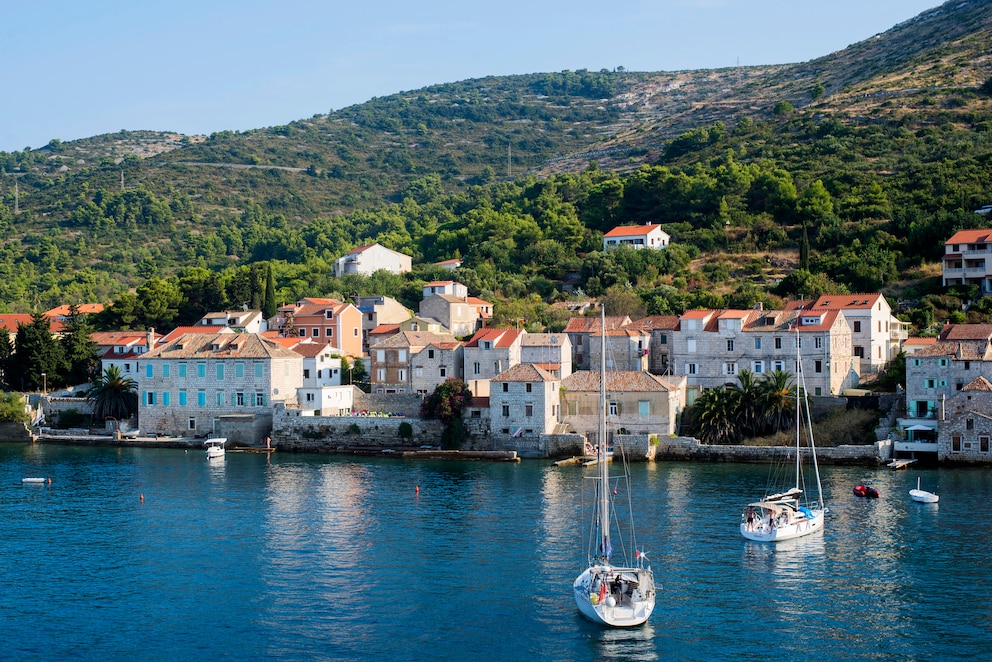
[502,382,509,392]
[179,390,187,406]
[178,363,187,378]
[145,392,155,405]
[660,335,667,345]
[754,338,762,350]
[162,364,171,378]
[526,383,532,393]
[724,362,737,376]
[982,436,990,453]
[428,349,435,359]
[235,363,244,378]
[639,401,650,417]
[726,339,735,352]
[415,367,423,378]
[236,392,246,406]
[814,360,822,373]
[501,404,510,417]
[687,339,697,353]
[216,364,224,380]
[853,321,862,332]
[525,404,533,417]
[197,390,206,406]
[913,358,921,367]
[398,369,407,381]
[305,392,315,402]
[298,329,306,337]
[609,402,618,416]
[303,369,311,379]
[854,347,865,358]
[311,328,319,337]
[967,418,974,430]
[953,436,961,452]
[326,328,333,337]
[216,392,224,406]
[814,387,822,396]
[398,350,407,362]
[377,350,385,363]
[439,366,447,377]
[965,361,972,370]
[163,392,171,406]
[377,369,386,381]
[687,363,697,375]
[814,337,822,349]
[939,358,948,367]
[255,363,264,378]
[772,360,784,372]
[775,337,782,350]
[255,393,265,406]
[188,418,196,431]
[753,361,764,374]
[197,363,206,378]
[473,362,480,375]
[925,379,935,388]
[146,364,154,378]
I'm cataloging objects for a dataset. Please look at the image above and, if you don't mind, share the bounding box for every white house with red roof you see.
[943,229,992,293]
[603,224,670,250]
[789,294,907,377]
[435,258,462,271]
[332,243,412,277]
[422,280,468,299]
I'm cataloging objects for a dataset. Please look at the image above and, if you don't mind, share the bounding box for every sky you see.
[0,0,944,153]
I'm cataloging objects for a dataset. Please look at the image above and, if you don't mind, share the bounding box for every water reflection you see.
[594,624,658,661]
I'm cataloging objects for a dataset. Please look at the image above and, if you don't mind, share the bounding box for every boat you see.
[909,476,939,503]
[21,477,49,484]
[888,458,916,470]
[572,307,656,627]
[204,438,227,459]
[853,485,880,498]
[741,325,826,542]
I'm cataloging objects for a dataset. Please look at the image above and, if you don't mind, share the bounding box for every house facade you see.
[519,333,573,379]
[462,328,524,385]
[937,376,992,463]
[355,295,411,353]
[603,224,670,250]
[589,327,651,373]
[793,294,907,376]
[410,340,465,395]
[138,333,302,437]
[332,243,412,277]
[93,330,156,377]
[942,229,992,294]
[489,364,560,437]
[560,370,687,439]
[275,297,363,357]
[419,294,480,337]
[563,315,632,371]
[624,315,680,375]
[672,308,856,399]
[197,310,267,334]
[369,331,460,394]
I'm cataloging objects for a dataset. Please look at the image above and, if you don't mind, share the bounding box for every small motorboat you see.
[22,477,50,484]
[205,438,227,459]
[910,476,938,503]
[853,484,880,498]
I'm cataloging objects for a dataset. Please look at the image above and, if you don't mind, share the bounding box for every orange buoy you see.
[415,485,420,495]
[47,477,52,484]
[140,494,144,503]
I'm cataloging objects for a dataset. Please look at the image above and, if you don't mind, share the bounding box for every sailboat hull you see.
[740,509,825,542]
[573,565,655,627]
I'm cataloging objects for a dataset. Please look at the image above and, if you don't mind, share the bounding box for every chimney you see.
[147,328,155,351]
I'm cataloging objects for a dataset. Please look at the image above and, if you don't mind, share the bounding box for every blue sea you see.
[0,443,988,661]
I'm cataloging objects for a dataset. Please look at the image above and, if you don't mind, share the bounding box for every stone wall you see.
[353,389,422,416]
[43,396,94,424]
[652,436,889,465]
[273,406,442,452]
[0,421,34,442]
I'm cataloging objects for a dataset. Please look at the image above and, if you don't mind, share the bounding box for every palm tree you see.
[692,388,738,444]
[88,365,138,424]
[757,369,796,435]
[728,369,761,438]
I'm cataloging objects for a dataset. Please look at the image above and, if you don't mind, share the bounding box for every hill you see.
[0,0,991,329]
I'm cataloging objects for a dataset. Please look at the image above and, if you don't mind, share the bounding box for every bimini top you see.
[747,501,798,515]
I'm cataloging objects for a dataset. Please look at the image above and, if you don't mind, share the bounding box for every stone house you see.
[93,330,157,377]
[410,340,465,395]
[355,295,411,354]
[332,243,412,277]
[589,326,651,372]
[624,315,681,376]
[462,328,525,385]
[562,315,631,371]
[489,364,561,437]
[520,333,573,379]
[672,308,856,400]
[560,370,687,440]
[419,294,480,337]
[138,332,302,438]
[937,376,992,462]
[369,331,460,394]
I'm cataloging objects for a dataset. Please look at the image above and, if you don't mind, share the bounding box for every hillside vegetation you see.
[1,0,992,333]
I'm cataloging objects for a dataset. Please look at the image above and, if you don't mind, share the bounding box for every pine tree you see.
[10,313,66,391]
[60,305,99,386]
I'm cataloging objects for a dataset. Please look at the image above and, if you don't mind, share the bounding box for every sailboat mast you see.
[599,306,610,561]
[795,324,801,490]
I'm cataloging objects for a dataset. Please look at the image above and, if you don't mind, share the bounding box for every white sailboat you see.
[740,326,826,542]
[572,308,656,627]
[910,476,939,503]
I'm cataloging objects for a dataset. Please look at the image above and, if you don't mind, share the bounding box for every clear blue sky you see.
[0,0,943,153]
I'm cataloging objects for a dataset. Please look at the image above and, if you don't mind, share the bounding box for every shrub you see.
[398,421,413,440]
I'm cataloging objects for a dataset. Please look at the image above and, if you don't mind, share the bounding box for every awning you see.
[906,424,935,431]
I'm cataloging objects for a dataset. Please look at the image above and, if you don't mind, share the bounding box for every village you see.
[16,226,992,465]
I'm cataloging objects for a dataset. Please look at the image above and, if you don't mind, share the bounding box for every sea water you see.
[0,443,988,661]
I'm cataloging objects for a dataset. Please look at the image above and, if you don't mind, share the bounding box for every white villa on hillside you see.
[603,224,670,250]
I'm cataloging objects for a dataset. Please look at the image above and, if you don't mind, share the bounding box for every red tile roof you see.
[603,224,665,237]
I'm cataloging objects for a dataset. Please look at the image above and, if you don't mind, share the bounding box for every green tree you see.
[421,378,472,449]
[60,305,99,386]
[263,263,277,319]
[0,391,28,423]
[88,365,138,424]
[0,327,13,389]
[10,313,66,391]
